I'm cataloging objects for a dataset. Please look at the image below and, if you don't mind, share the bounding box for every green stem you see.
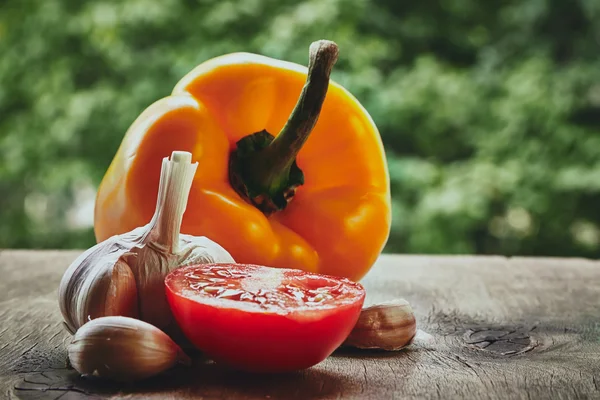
[264,40,339,178]
[229,40,339,215]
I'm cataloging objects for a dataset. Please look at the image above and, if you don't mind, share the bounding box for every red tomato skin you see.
[166,277,365,373]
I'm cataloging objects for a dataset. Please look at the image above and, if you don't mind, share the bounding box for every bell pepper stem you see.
[266,40,339,174]
[229,40,339,215]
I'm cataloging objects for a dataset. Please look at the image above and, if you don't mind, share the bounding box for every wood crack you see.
[15,332,32,346]
[20,343,38,357]
[14,385,90,395]
[48,329,63,342]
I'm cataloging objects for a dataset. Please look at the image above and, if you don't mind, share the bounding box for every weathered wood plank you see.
[0,250,599,399]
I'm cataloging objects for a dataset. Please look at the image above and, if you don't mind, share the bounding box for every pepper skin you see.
[94,41,391,281]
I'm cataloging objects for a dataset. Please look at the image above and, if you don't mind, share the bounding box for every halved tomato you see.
[165,263,365,372]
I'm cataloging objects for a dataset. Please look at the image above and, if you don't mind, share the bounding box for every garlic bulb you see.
[68,316,190,381]
[59,151,234,333]
[343,299,417,351]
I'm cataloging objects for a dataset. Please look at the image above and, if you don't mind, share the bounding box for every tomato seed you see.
[293,291,305,300]
[217,289,244,299]
[240,292,255,301]
[216,270,233,278]
[190,282,211,290]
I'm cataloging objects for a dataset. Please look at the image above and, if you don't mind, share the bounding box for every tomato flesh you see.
[165,263,365,372]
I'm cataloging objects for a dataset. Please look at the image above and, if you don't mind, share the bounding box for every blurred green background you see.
[1,0,600,257]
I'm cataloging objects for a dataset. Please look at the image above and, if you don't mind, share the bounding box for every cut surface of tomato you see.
[165,263,365,372]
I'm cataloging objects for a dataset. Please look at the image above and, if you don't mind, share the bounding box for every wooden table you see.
[1,251,599,399]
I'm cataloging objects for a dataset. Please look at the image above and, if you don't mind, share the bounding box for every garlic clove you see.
[105,259,139,318]
[68,316,190,382]
[343,298,417,351]
[60,254,139,333]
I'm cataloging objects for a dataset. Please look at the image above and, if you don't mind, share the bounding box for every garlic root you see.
[343,299,417,351]
[59,151,235,333]
[68,316,190,382]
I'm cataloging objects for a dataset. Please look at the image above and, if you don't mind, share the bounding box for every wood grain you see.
[1,250,599,399]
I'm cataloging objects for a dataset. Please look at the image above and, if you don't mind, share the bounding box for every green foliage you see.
[1,0,600,257]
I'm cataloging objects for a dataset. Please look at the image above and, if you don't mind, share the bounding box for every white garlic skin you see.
[68,316,190,382]
[343,299,417,351]
[59,244,140,334]
[178,234,236,266]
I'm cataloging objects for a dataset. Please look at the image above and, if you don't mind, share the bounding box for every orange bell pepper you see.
[94,40,391,281]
